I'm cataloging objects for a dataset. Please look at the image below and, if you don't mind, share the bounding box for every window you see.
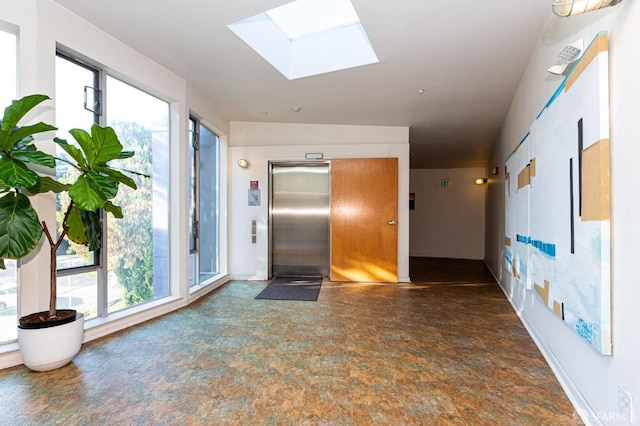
[54,53,101,318]
[0,28,16,106]
[55,51,170,319]
[106,76,170,310]
[0,28,17,343]
[189,117,220,286]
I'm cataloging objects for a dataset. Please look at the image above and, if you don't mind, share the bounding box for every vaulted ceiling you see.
[53,0,550,168]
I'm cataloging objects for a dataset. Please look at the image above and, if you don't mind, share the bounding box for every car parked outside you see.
[0,285,17,312]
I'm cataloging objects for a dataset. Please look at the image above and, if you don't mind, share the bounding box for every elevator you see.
[270,162,330,278]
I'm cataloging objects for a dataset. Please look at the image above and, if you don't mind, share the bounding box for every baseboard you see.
[0,343,21,370]
[485,261,601,426]
[230,274,268,281]
[189,276,229,303]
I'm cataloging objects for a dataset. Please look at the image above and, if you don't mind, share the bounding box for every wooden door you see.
[331,158,398,282]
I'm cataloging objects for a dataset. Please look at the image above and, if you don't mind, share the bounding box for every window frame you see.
[55,48,172,319]
[188,115,221,288]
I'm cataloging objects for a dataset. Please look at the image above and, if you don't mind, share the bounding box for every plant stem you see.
[41,202,74,319]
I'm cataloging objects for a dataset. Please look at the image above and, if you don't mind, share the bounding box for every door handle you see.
[388,220,398,225]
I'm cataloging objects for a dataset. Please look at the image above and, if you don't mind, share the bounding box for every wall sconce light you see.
[474,178,488,185]
[547,40,583,75]
[552,0,622,17]
[238,159,250,168]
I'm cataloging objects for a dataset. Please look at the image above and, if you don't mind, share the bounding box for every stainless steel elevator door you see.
[271,163,330,277]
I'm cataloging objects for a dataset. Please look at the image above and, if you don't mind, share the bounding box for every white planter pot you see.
[18,312,85,372]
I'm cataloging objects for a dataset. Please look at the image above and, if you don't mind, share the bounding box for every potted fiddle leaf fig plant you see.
[0,94,141,371]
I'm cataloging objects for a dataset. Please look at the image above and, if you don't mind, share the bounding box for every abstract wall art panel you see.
[505,133,532,290]
[505,32,611,355]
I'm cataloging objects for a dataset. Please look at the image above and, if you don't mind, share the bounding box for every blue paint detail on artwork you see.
[537,82,566,120]
[532,239,556,257]
[504,254,513,271]
[516,234,556,257]
[575,318,598,347]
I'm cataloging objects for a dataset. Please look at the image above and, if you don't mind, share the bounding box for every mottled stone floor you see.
[0,258,581,425]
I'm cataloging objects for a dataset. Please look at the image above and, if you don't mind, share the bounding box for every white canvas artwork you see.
[504,134,531,290]
[505,32,611,355]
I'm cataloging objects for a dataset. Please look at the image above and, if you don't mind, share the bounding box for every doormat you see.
[255,277,322,301]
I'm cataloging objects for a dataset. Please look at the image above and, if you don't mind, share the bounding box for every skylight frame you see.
[264,0,360,41]
[227,0,379,80]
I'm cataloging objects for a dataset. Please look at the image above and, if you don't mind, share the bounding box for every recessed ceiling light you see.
[228,0,379,80]
[291,107,302,113]
[261,112,269,116]
[417,89,425,94]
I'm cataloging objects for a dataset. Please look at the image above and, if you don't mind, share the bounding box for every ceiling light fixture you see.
[291,107,302,113]
[552,0,623,17]
[417,89,425,94]
[474,178,488,185]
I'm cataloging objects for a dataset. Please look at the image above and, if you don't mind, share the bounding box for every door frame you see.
[268,160,331,279]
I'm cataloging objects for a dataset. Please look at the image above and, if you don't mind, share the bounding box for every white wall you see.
[409,168,486,260]
[229,121,411,282]
[486,4,640,424]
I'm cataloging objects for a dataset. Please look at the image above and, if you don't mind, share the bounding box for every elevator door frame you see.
[268,161,331,279]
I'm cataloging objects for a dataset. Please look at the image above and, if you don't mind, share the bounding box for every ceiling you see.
[53,0,550,169]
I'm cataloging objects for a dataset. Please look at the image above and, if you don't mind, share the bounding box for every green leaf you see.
[88,171,120,199]
[104,201,123,219]
[66,208,101,251]
[9,122,57,147]
[0,192,43,259]
[67,128,95,166]
[69,175,108,211]
[12,141,35,151]
[54,137,87,169]
[94,165,137,190]
[1,95,50,132]
[118,150,135,160]
[69,126,123,168]
[65,205,87,246]
[0,95,50,150]
[26,176,69,195]
[0,130,9,151]
[8,134,33,150]
[0,156,40,188]
[11,150,56,168]
[115,167,150,179]
[90,125,123,165]
[81,210,101,251]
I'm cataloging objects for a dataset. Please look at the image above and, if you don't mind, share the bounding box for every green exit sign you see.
[438,179,450,188]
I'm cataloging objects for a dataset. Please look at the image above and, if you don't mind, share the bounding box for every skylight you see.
[266,0,359,40]
[228,0,379,80]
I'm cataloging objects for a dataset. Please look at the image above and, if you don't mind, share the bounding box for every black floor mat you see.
[255,277,322,301]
